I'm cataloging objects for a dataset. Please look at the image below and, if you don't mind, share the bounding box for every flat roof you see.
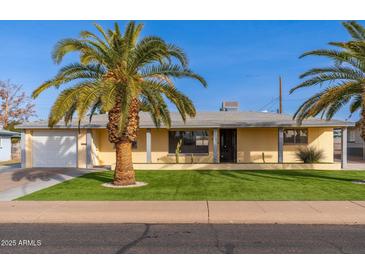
[17,111,354,129]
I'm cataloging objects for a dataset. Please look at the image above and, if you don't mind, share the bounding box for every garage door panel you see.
[32,131,77,167]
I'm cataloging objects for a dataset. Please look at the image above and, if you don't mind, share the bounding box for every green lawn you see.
[17,170,365,201]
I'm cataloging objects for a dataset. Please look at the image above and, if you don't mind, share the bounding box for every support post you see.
[213,128,218,163]
[278,128,284,163]
[86,129,92,169]
[20,130,26,168]
[341,127,347,169]
[146,128,151,163]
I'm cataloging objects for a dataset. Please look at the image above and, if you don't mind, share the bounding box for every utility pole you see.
[279,76,283,114]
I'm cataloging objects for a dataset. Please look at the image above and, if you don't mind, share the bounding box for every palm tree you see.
[289,21,365,140]
[33,21,207,186]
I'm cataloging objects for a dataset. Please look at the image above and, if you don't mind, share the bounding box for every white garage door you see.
[32,130,77,167]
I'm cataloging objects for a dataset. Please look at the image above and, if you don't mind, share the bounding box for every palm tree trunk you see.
[114,139,136,185]
[107,97,140,186]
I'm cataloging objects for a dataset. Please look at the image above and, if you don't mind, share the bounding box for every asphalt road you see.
[1,224,365,253]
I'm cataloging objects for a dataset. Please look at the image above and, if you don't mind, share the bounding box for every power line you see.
[258,96,279,111]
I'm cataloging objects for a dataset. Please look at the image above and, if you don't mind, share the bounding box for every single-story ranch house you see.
[0,128,20,162]
[18,103,353,170]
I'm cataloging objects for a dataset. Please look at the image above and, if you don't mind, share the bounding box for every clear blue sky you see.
[0,20,362,121]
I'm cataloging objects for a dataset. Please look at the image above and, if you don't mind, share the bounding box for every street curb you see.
[1,201,365,224]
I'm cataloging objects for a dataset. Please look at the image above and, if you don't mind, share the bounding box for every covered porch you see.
[85,126,348,170]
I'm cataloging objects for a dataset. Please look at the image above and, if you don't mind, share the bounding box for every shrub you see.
[296,146,324,163]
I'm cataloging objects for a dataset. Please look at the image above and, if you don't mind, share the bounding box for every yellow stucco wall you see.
[237,128,278,163]
[92,128,147,165]
[92,127,334,165]
[23,127,335,167]
[91,129,100,166]
[283,127,334,163]
[93,128,215,165]
[150,128,168,163]
[134,128,147,163]
[236,127,334,163]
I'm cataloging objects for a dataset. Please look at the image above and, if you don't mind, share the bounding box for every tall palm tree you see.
[33,21,207,186]
[289,21,365,139]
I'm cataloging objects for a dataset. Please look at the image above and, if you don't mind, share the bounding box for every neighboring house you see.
[0,128,20,162]
[17,102,353,169]
[334,125,365,161]
[345,125,365,160]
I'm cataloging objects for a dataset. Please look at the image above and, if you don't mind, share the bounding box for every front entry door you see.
[220,129,237,163]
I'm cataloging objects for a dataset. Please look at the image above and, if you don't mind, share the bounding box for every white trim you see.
[146,129,151,163]
[20,131,26,168]
[341,128,347,169]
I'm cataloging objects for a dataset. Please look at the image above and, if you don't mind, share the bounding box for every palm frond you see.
[100,83,117,113]
[93,23,112,46]
[32,64,104,98]
[89,99,103,123]
[342,21,365,40]
[64,103,77,126]
[349,95,362,113]
[294,82,363,122]
[299,66,364,79]
[167,44,189,68]
[52,39,88,64]
[140,90,171,128]
[76,83,102,123]
[141,64,207,87]
[80,30,109,50]
[35,21,207,132]
[291,21,365,125]
[128,36,170,71]
[48,82,91,127]
[142,80,196,122]
[290,74,357,94]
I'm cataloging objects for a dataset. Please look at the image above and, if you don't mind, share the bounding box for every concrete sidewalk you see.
[1,201,365,224]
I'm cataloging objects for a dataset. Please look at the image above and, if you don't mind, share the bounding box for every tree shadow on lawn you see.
[61,170,360,190]
[195,170,357,184]
[195,170,295,184]
[195,170,256,183]
[265,170,361,183]
[73,171,113,183]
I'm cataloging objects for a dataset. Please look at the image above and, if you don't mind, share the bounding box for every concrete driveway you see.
[0,163,21,173]
[0,168,98,201]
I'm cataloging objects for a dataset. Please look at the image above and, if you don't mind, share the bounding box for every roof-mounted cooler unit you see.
[220,101,239,112]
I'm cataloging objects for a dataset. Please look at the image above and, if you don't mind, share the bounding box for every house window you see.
[283,129,308,144]
[168,130,209,154]
[348,129,356,143]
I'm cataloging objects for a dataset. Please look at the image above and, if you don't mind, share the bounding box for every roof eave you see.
[17,123,355,129]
